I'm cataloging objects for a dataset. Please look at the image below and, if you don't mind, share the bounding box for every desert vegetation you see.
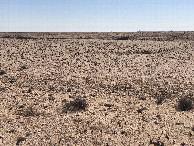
[177,97,193,111]
[0,32,193,145]
[62,98,87,113]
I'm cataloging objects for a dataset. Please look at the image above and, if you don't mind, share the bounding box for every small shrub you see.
[23,107,36,117]
[177,98,193,111]
[154,90,170,105]
[117,36,129,40]
[17,106,38,117]
[141,50,152,54]
[15,36,31,39]
[2,35,11,38]
[62,98,87,113]
[156,97,165,105]
[135,49,152,54]
[150,139,164,146]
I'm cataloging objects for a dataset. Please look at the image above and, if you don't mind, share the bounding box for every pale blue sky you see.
[0,0,193,32]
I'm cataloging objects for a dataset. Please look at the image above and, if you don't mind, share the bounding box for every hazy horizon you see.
[0,0,194,32]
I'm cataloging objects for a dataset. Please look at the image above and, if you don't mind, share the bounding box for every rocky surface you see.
[0,32,193,145]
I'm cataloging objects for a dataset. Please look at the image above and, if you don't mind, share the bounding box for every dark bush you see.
[23,107,36,117]
[150,139,164,146]
[135,49,152,54]
[62,98,87,113]
[177,98,193,111]
[141,50,152,54]
[1,35,11,38]
[153,89,170,105]
[117,36,129,40]
[17,106,38,117]
[15,36,31,39]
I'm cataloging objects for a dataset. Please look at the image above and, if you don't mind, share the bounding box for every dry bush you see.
[62,98,87,113]
[17,106,39,117]
[1,35,11,38]
[150,139,164,146]
[177,97,193,111]
[116,36,129,40]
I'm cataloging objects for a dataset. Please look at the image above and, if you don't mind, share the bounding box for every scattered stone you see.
[0,70,6,75]
[181,142,186,146]
[165,135,169,140]
[48,86,55,91]
[20,65,28,70]
[27,88,32,93]
[9,78,16,84]
[67,88,71,92]
[139,97,146,100]
[137,107,147,114]
[188,131,192,137]
[121,131,127,136]
[104,103,112,108]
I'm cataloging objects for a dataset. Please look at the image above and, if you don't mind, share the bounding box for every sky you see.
[0,0,193,32]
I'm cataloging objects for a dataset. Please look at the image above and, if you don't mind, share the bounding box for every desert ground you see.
[0,32,193,145]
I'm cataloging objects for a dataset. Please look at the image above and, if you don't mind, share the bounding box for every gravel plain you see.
[0,32,194,145]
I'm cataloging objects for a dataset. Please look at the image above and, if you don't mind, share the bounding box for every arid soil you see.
[0,32,194,145]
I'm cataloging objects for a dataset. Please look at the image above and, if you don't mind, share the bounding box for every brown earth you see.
[0,32,194,145]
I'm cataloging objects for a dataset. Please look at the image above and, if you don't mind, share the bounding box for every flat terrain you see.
[0,32,194,145]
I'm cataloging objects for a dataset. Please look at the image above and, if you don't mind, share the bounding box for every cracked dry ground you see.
[0,37,194,145]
